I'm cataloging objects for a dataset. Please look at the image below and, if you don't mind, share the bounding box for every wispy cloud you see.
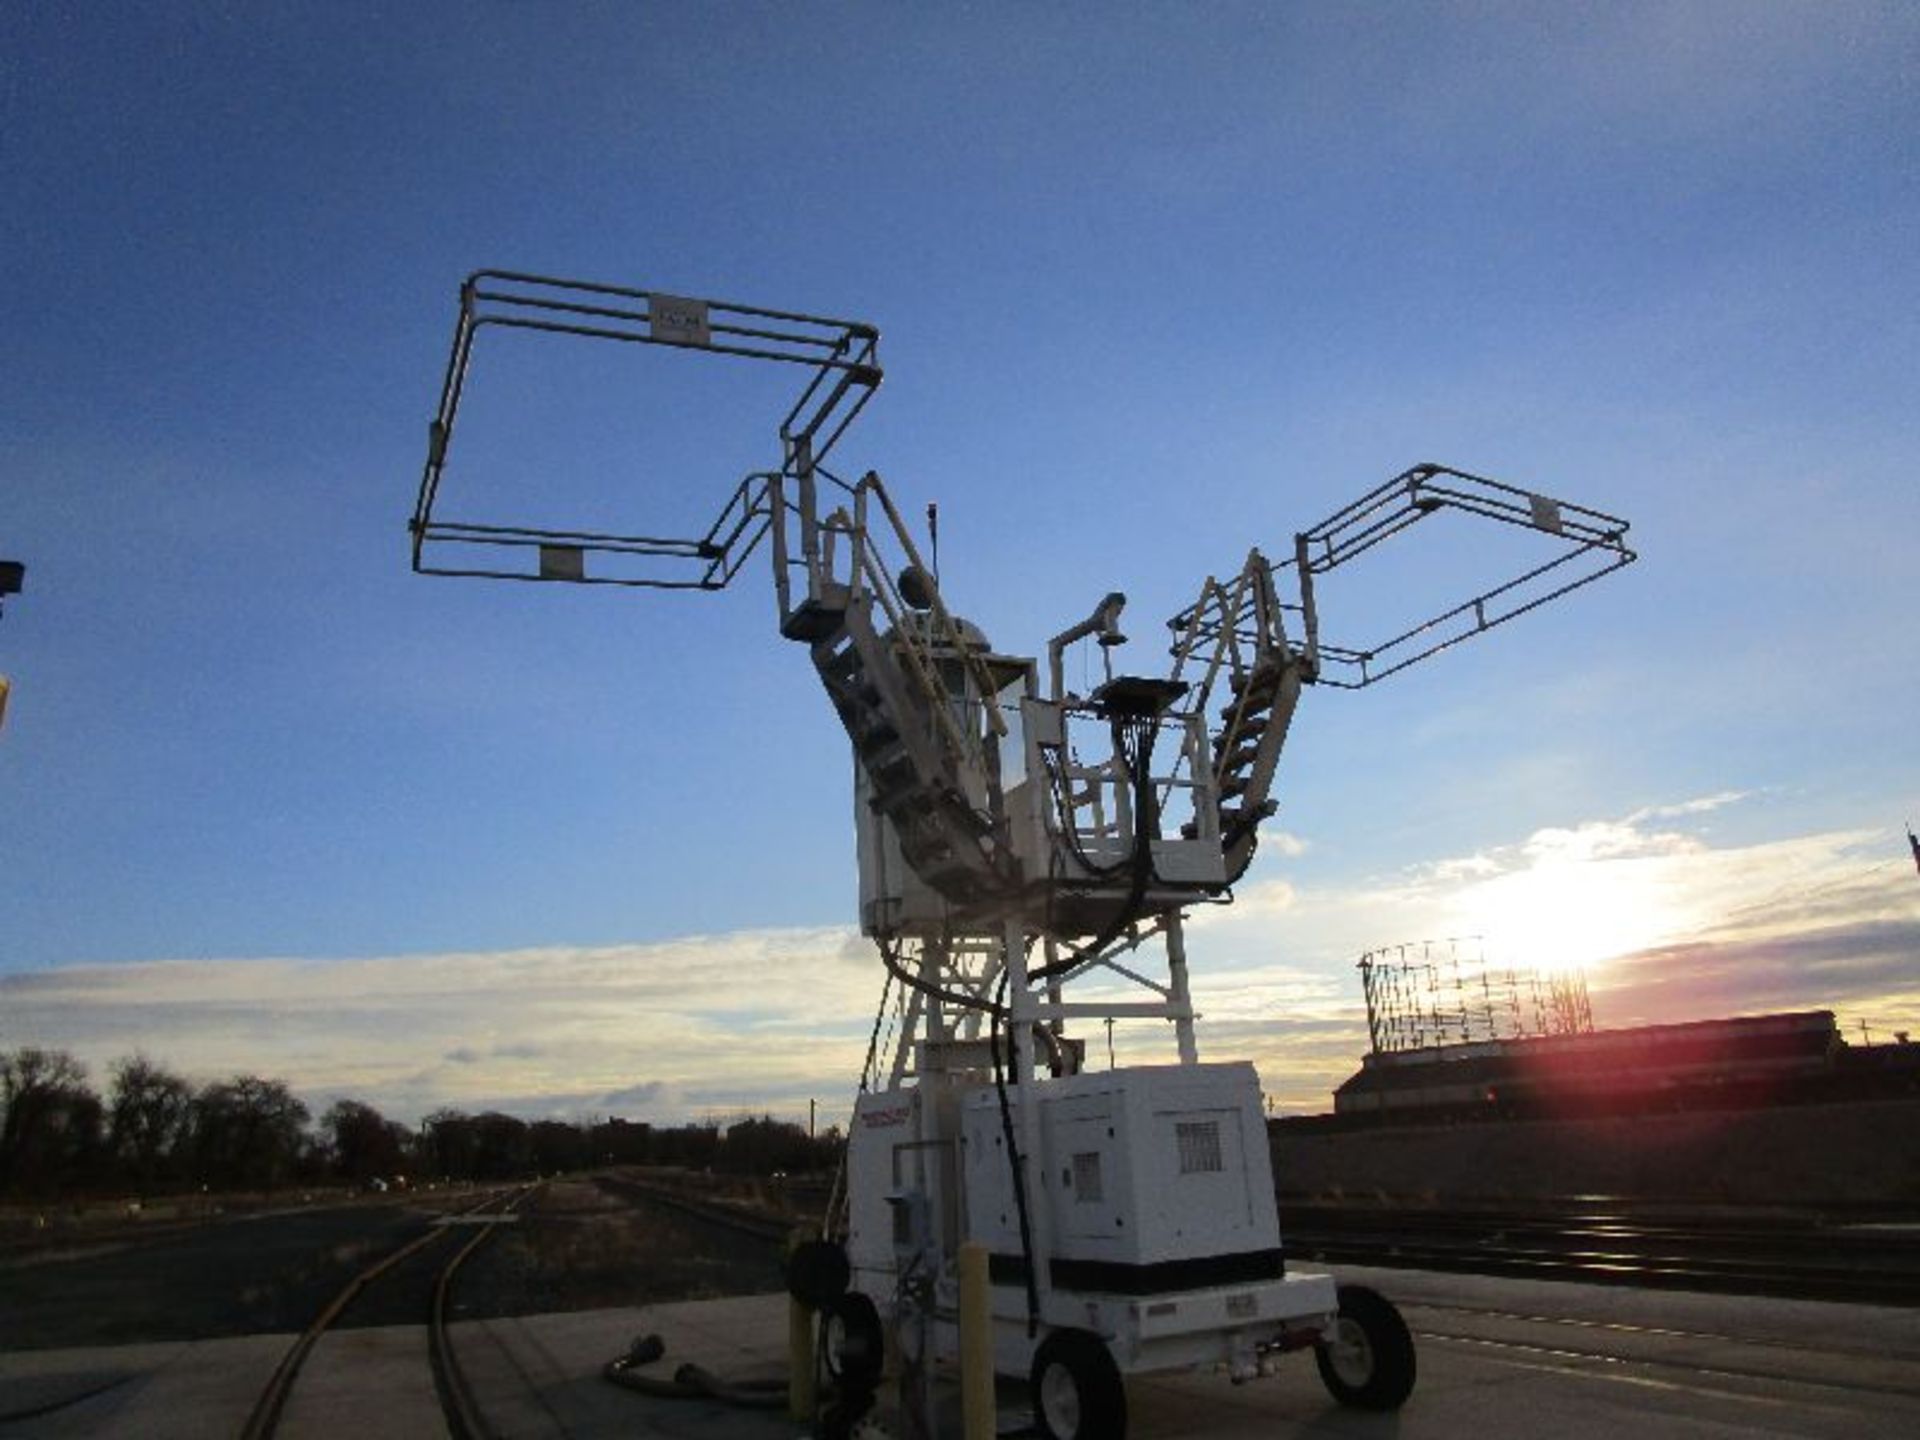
[1602,921,1920,1031]
[1255,826,1310,859]
[1625,790,1751,824]
[1,928,879,1126]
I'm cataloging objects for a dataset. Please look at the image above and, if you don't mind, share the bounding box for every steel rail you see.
[1293,1237,1920,1306]
[429,1185,539,1440]
[591,1174,796,1245]
[1413,1298,1920,1369]
[1285,1202,1920,1254]
[239,1186,529,1440]
[1282,1207,1920,1308]
[1410,1324,1920,1402]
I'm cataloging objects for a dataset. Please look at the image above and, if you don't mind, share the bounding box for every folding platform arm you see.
[1291,463,1636,688]
[408,270,881,592]
[1163,462,1636,883]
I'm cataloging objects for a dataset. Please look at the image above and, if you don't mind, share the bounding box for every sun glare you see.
[1446,857,1692,977]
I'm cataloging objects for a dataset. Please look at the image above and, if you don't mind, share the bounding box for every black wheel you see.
[1030,1327,1127,1440]
[822,1290,885,1392]
[1314,1284,1416,1411]
[785,1238,850,1310]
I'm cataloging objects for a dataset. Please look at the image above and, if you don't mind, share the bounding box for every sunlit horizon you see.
[5,797,1914,1127]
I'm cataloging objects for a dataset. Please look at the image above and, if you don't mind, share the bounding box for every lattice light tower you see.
[407,271,1637,1439]
[1357,938,1595,1057]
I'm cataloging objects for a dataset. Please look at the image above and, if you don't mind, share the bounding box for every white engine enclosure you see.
[846,1061,1337,1377]
[962,1062,1277,1269]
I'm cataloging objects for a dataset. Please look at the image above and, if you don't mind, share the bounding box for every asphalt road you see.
[0,1177,792,1356]
[0,1197,441,1350]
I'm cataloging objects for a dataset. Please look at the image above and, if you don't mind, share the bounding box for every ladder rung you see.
[1219,742,1260,772]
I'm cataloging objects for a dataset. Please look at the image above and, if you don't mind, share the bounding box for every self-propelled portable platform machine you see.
[408,272,1636,1439]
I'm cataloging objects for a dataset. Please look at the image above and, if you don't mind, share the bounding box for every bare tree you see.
[190,1075,309,1191]
[415,1109,535,1181]
[419,1108,477,1180]
[109,1055,195,1189]
[321,1099,408,1185]
[0,1048,103,1195]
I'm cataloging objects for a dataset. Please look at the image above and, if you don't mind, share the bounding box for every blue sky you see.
[4,3,1917,1121]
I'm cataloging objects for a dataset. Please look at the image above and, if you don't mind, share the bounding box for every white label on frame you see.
[649,293,711,346]
[539,545,585,582]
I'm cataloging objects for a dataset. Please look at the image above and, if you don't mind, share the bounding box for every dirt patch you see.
[448,1177,789,1319]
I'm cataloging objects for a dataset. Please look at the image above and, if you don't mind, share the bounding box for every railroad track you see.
[1391,1295,1920,1417]
[589,1173,806,1246]
[1408,1297,1920,1392]
[593,1179,1920,1307]
[1281,1202,1920,1307]
[240,1183,539,1440]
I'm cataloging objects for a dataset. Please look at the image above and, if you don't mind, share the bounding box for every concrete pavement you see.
[5,1266,1918,1437]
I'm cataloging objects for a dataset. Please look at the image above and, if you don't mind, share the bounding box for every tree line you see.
[0,1047,841,1200]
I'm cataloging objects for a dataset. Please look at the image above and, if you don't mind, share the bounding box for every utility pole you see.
[0,558,22,732]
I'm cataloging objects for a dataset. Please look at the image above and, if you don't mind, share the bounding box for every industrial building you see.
[1328,1009,1920,1122]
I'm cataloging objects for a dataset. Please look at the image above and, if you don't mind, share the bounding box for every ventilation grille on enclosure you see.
[1072,1151,1104,1203]
[1176,1120,1223,1175]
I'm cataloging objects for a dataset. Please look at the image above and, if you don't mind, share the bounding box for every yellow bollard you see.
[787,1229,817,1423]
[788,1294,816,1422]
[959,1242,994,1440]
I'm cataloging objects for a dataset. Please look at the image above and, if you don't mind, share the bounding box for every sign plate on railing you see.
[649,293,711,346]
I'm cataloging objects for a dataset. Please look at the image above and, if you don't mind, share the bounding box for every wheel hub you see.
[1327,1315,1376,1388]
[1039,1360,1082,1434]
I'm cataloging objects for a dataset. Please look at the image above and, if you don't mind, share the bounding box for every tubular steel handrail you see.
[1167,462,1636,691]
[410,271,880,589]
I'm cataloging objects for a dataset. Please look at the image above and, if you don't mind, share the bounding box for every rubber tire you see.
[785,1238,851,1310]
[822,1291,885,1392]
[1314,1284,1417,1411]
[1030,1328,1127,1440]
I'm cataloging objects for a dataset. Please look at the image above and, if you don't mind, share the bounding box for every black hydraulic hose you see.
[1043,747,1132,881]
[1032,712,1162,987]
[987,712,1166,1339]
[881,938,1005,1020]
[989,968,1042,1337]
[994,711,1171,1337]
[0,1373,139,1425]
[603,1335,787,1409]
[857,969,894,1092]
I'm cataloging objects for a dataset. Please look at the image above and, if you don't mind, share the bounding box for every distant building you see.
[1327,1010,1920,1122]
[590,1115,654,1164]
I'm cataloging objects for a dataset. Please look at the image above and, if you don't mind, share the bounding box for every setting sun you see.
[1442,850,1695,977]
